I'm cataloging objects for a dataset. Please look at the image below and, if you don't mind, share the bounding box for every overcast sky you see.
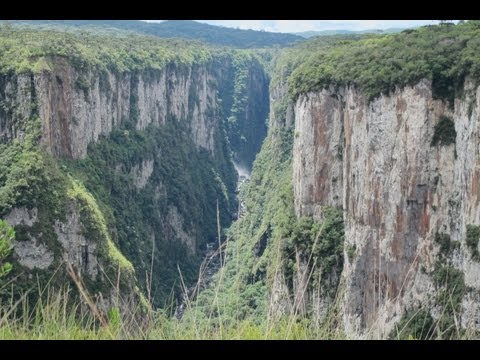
[143,20,446,33]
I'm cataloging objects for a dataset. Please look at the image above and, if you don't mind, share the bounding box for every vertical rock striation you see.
[292,78,480,337]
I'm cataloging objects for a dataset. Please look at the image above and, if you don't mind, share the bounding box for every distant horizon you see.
[142,20,454,33]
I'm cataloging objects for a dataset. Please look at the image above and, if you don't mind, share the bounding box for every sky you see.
[143,20,447,33]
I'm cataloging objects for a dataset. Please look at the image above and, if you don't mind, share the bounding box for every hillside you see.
[8,20,304,48]
[294,28,405,38]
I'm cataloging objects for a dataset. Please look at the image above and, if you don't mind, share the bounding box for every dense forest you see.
[8,20,303,48]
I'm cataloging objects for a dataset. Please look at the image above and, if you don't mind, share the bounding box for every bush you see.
[434,232,452,259]
[431,116,456,146]
[0,219,14,280]
[466,224,480,260]
[432,262,466,338]
[391,308,434,340]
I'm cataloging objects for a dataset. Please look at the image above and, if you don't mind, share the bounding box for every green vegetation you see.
[435,232,453,260]
[392,261,471,339]
[431,116,456,147]
[63,120,237,307]
[0,118,67,216]
[465,224,480,260]
[432,263,467,339]
[225,52,269,169]
[346,244,356,263]
[0,108,139,305]
[391,308,434,340]
[282,208,344,299]
[9,20,303,49]
[67,179,134,275]
[184,126,295,327]
[270,34,367,92]
[0,283,342,339]
[0,27,217,75]
[0,220,14,280]
[282,21,480,102]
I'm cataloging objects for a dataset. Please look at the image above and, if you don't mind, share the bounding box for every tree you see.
[0,219,14,280]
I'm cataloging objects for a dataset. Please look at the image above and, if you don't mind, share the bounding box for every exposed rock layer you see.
[293,79,480,337]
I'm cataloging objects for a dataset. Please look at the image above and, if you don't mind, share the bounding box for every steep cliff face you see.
[293,78,480,337]
[0,43,270,308]
[222,55,269,170]
[1,58,222,159]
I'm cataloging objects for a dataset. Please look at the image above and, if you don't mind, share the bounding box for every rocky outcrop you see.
[294,90,344,218]
[166,206,196,256]
[292,78,480,337]
[130,159,154,190]
[4,207,54,270]
[54,201,99,278]
[13,240,54,270]
[4,207,38,227]
[1,58,224,159]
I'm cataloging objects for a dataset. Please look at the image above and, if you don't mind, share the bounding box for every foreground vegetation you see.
[0,287,332,340]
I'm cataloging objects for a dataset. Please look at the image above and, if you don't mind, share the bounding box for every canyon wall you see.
[293,79,480,337]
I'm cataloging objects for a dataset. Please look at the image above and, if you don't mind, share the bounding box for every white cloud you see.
[198,20,267,31]
[271,20,320,33]
[195,20,445,33]
[141,20,451,33]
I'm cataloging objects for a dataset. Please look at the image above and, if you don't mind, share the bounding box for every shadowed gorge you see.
[1,20,480,339]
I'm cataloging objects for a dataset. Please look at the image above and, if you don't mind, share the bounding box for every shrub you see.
[466,224,480,260]
[431,116,456,146]
[0,219,14,280]
[434,232,452,259]
[391,308,434,340]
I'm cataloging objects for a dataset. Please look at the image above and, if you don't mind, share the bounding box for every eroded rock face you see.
[54,201,99,278]
[5,207,38,226]
[293,78,480,338]
[1,58,222,159]
[14,240,54,270]
[4,207,54,270]
[130,159,154,190]
[294,90,344,218]
[167,206,196,256]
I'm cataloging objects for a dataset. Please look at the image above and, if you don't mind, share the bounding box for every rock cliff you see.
[1,58,225,159]
[293,78,480,337]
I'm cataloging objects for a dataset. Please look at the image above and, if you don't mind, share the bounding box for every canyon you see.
[1,22,480,339]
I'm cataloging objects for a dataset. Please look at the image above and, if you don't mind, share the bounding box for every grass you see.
[0,249,344,340]
[0,218,478,339]
[2,244,477,339]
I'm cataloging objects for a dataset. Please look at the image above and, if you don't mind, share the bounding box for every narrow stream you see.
[174,162,250,319]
